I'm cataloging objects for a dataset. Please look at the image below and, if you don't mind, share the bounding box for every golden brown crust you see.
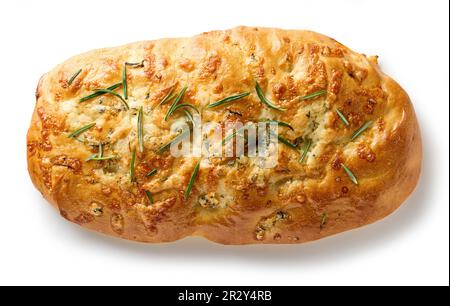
[27,26,422,244]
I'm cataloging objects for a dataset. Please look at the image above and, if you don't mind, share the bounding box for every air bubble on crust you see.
[254,210,288,241]
[110,213,124,234]
[90,202,103,217]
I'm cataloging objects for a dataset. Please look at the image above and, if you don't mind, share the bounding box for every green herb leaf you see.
[122,64,128,100]
[164,86,188,121]
[146,169,157,177]
[262,119,294,131]
[351,121,373,141]
[98,142,103,158]
[276,134,299,150]
[336,109,349,126]
[222,126,246,145]
[156,88,175,107]
[157,130,190,154]
[299,89,327,101]
[173,103,200,114]
[122,61,144,100]
[86,155,117,161]
[79,82,122,103]
[125,60,145,67]
[67,69,82,86]
[130,148,136,182]
[184,160,201,200]
[300,138,312,163]
[341,163,358,185]
[67,122,96,138]
[207,92,250,108]
[93,89,129,110]
[144,190,154,204]
[183,109,195,127]
[255,82,286,111]
[137,106,144,152]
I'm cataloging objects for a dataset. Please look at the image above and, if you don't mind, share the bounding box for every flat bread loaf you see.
[27,26,421,244]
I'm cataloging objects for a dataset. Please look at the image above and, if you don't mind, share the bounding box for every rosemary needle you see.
[207,92,250,108]
[98,142,103,158]
[146,169,157,177]
[300,138,312,163]
[255,82,286,111]
[336,109,350,126]
[157,130,190,154]
[351,121,373,141]
[93,89,129,110]
[165,86,188,121]
[184,160,201,200]
[276,134,299,151]
[145,190,154,204]
[79,82,122,102]
[123,61,144,100]
[122,64,128,100]
[341,163,358,185]
[173,103,200,114]
[137,107,144,152]
[130,148,136,182]
[86,155,117,161]
[125,60,145,67]
[262,119,294,131]
[156,88,175,107]
[67,69,82,86]
[222,126,246,145]
[184,109,195,126]
[299,89,327,101]
[67,123,96,138]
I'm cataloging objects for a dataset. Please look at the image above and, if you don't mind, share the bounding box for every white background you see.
[0,0,448,286]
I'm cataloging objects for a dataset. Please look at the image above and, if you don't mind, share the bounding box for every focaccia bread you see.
[27,26,422,244]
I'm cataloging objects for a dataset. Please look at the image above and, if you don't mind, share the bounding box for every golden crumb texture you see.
[27,26,422,244]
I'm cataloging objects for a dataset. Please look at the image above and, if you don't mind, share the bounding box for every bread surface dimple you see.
[27,26,422,244]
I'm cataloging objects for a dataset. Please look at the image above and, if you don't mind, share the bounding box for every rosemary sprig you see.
[93,89,129,110]
[146,169,157,177]
[255,82,285,111]
[340,163,358,185]
[262,119,294,131]
[130,148,136,182]
[300,138,312,163]
[207,92,250,108]
[184,160,201,200]
[299,89,327,101]
[164,86,188,121]
[67,123,96,138]
[145,190,154,204]
[67,69,82,86]
[157,130,190,154]
[336,109,349,126]
[222,126,246,145]
[351,121,373,141]
[156,88,175,107]
[137,107,144,152]
[79,82,122,102]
